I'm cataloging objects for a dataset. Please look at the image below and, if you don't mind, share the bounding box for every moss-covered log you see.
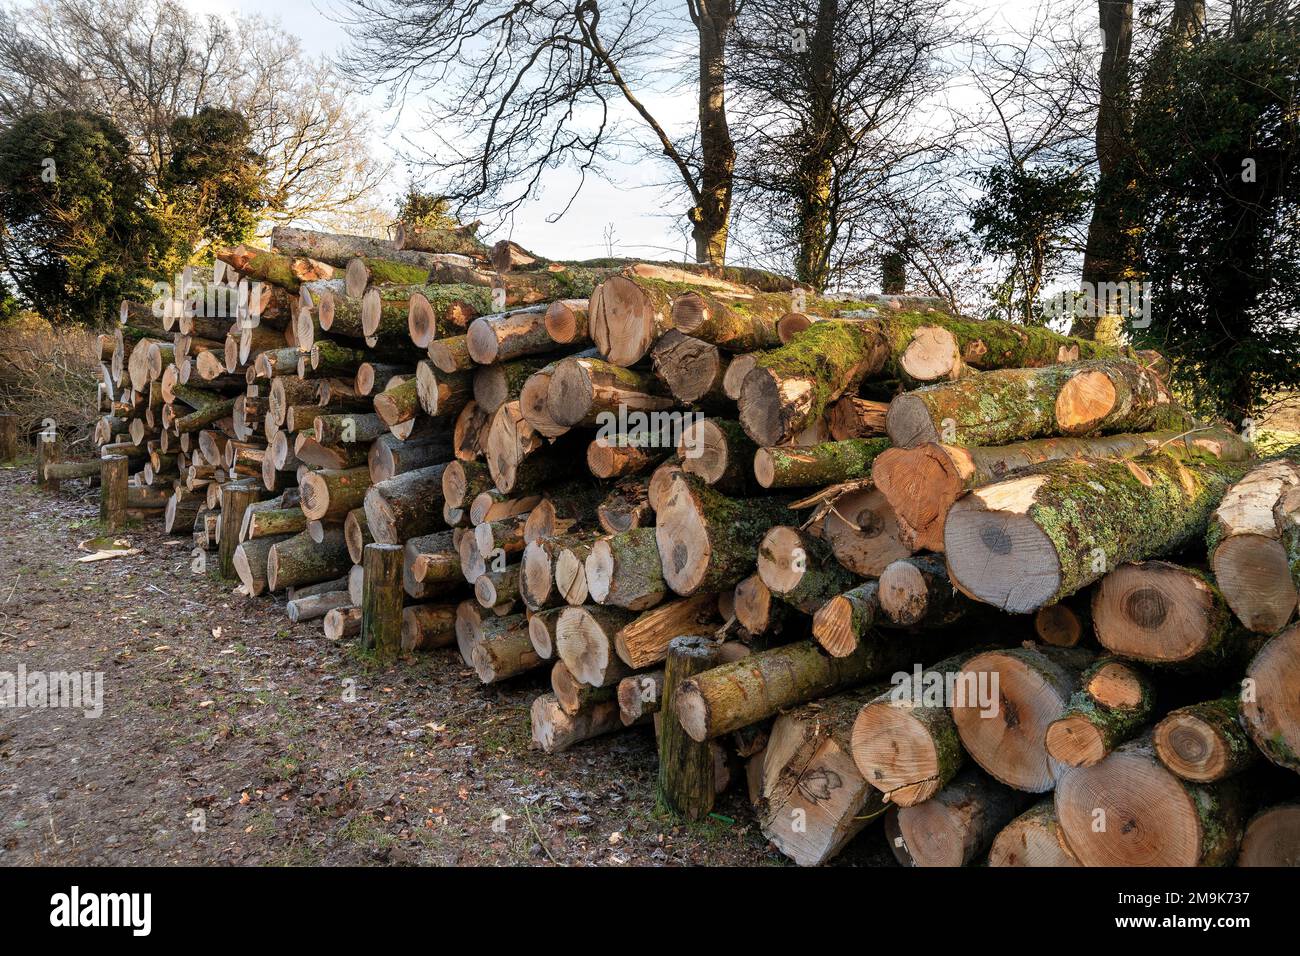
[658,636,723,821]
[739,320,891,446]
[756,526,857,614]
[1153,696,1259,782]
[1045,657,1155,768]
[360,543,404,658]
[886,358,1194,449]
[753,437,889,490]
[655,473,795,596]
[945,454,1249,613]
[875,426,1251,553]
[267,528,351,592]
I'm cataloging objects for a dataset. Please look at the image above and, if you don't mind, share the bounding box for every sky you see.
[180,0,1058,265]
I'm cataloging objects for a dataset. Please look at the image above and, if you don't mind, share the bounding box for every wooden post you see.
[36,430,61,491]
[656,635,721,821]
[361,543,404,657]
[218,480,259,580]
[99,455,129,531]
[0,413,17,462]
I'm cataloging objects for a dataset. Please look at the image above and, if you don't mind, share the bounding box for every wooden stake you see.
[99,455,129,531]
[657,636,722,821]
[361,543,404,658]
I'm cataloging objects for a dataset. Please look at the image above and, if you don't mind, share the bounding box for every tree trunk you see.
[945,455,1248,613]
[951,644,1094,792]
[874,426,1249,553]
[658,636,722,820]
[1054,735,1245,866]
[1206,449,1300,635]
[1045,657,1155,768]
[886,359,1191,449]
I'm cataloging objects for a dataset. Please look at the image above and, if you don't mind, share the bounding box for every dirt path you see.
[0,463,893,867]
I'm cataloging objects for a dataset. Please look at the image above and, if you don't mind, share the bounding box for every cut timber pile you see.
[47,220,1300,868]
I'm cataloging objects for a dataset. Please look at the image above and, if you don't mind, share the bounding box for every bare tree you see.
[339,0,740,264]
[725,0,961,290]
[0,0,387,231]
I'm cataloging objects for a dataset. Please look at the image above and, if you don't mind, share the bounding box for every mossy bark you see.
[675,635,921,740]
[1155,696,1259,781]
[361,543,404,658]
[887,358,1193,448]
[1053,657,1155,762]
[657,636,722,820]
[739,319,890,445]
[268,528,351,591]
[755,437,890,489]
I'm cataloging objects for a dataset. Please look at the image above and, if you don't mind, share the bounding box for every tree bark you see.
[657,636,723,820]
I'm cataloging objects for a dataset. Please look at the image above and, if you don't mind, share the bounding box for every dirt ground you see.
[0,461,894,867]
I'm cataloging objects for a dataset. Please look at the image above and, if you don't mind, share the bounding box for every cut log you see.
[1153,696,1258,783]
[1054,735,1245,866]
[874,426,1250,553]
[674,636,920,741]
[827,396,889,441]
[1240,623,1300,772]
[657,636,723,821]
[99,455,128,531]
[546,356,673,428]
[267,528,350,592]
[655,473,793,596]
[527,606,566,660]
[1206,449,1300,635]
[218,480,261,579]
[543,298,589,345]
[465,305,554,364]
[530,693,630,754]
[739,321,890,446]
[471,614,540,683]
[669,290,784,351]
[361,543,404,657]
[878,555,972,628]
[585,528,667,611]
[820,485,914,577]
[617,671,664,726]
[554,605,635,686]
[756,526,856,613]
[393,220,487,257]
[1238,803,1300,866]
[597,477,653,534]
[587,433,668,479]
[987,800,1081,867]
[611,592,720,670]
[678,418,755,494]
[733,573,791,637]
[299,466,370,522]
[757,685,889,866]
[1045,657,1155,768]
[363,464,448,544]
[886,358,1192,449]
[286,590,352,624]
[850,651,978,806]
[754,438,889,490]
[895,316,1119,384]
[587,274,675,367]
[323,607,363,641]
[889,769,1028,867]
[951,644,1093,792]
[1092,561,1255,669]
[650,330,727,406]
[945,455,1248,613]
[551,660,615,716]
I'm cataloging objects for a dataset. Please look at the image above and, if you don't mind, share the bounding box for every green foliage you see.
[0,109,164,325]
[160,107,266,268]
[1131,18,1300,421]
[970,163,1093,326]
[395,185,458,232]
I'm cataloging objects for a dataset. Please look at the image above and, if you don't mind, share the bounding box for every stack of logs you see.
[53,219,1300,867]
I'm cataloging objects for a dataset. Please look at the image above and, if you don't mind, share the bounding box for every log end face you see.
[346,259,370,299]
[1055,369,1117,434]
[943,503,1060,613]
[884,393,941,449]
[899,325,961,383]
[737,368,787,447]
[674,680,710,742]
[655,475,710,596]
[1212,534,1297,635]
